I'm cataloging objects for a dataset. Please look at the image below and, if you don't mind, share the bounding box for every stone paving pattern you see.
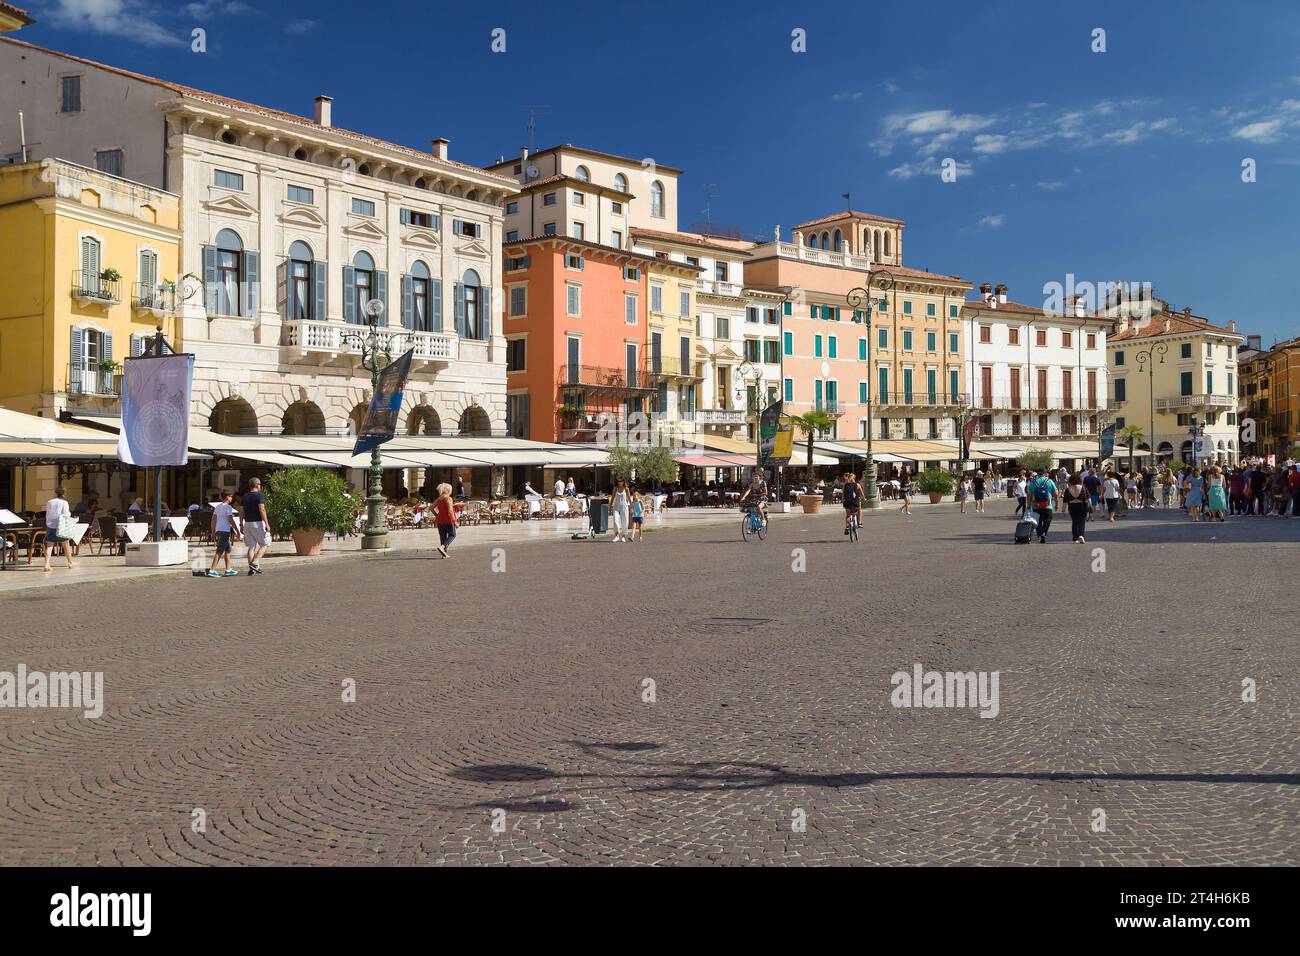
[0,498,1296,865]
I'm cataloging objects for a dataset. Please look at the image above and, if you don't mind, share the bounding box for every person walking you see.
[972,470,987,513]
[899,474,913,516]
[241,477,270,574]
[1249,464,1269,515]
[1013,471,1028,517]
[431,482,458,557]
[630,490,646,541]
[41,485,78,572]
[1027,468,1057,542]
[1184,467,1205,522]
[609,479,631,542]
[1062,472,1092,543]
[957,474,969,514]
[1102,470,1122,523]
[206,490,241,577]
[1228,466,1246,515]
[566,477,576,497]
[1290,463,1300,518]
[1205,464,1228,523]
[1124,471,1139,509]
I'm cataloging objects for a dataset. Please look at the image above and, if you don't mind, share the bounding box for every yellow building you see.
[640,254,703,442]
[0,158,180,505]
[1238,335,1300,459]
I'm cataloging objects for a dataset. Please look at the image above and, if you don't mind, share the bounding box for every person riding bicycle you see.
[842,471,864,534]
[738,468,769,525]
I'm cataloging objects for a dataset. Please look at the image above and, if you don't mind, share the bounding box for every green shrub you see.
[916,468,956,494]
[1017,446,1054,473]
[264,467,354,536]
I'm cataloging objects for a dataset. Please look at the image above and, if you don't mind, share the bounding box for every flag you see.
[352,348,414,456]
[118,352,194,466]
[961,415,979,459]
[1100,423,1116,460]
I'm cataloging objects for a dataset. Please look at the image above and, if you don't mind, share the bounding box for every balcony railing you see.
[646,356,701,380]
[71,269,121,305]
[696,408,746,425]
[1156,394,1236,411]
[67,363,120,397]
[557,364,655,393]
[132,282,177,314]
[971,393,1104,411]
[815,399,845,417]
[980,421,1097,439]
[769,241,873,270]
[281,320,457,365]
[877,391,969,407]
[696,278,743,297]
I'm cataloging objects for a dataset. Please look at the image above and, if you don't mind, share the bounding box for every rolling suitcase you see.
[1014,511,1038,544]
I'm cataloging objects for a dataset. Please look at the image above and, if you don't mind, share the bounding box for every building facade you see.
[962,283,1110,441]
[1107,305,1244,464]
[0,38,517,467]
[1238,334,1300,460]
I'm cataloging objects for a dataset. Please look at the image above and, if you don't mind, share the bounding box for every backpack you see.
[1031,478,1052,507]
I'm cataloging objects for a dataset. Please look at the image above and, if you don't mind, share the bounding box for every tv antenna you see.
[522,105,550,155]
[701,183,719,234]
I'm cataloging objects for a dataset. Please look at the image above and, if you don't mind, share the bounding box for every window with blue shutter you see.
[814,335,822,358]
[242,250,259,317]
[374,270,387,322]
[815,380,823,408]
[784,378,793,402]
[431,279,442,331]
[202,245,218,314]
[858,339,866,361]
[313,261,327,320]
[878,328,887,348]
[783,301,792,316]
[454,283,466,336]
[130,334,145,358]
[783,331,792,355]
[401,275,414,329]
[479,286,491,339]
[343,267,357,323]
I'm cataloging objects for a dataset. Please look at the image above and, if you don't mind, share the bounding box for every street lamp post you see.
[339,299,406,551]
[847,270,895,510]
[1136,342,1168,466]
[736,361,764,480]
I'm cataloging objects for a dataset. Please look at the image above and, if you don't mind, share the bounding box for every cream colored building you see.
[0,37,518,461]
[1107,304,1244,464]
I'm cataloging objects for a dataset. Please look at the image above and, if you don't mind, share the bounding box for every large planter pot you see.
[290,528,326,556]
[799,494,823,514]
[928,492,944,504]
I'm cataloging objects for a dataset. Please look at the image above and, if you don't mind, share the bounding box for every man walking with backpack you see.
[1029,467,1057,543]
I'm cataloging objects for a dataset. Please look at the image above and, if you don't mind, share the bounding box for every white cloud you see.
[1037,181,1064,191]
[882,80,900,94]
[978,214,1005,228]
[48,0,187,47]
[887,157,971,180]
[285,18,317,34]
[182,0,254,15]
[972,134,1009,155]
[1233,119,1287,143]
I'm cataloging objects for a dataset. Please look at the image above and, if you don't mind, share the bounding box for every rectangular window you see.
[1206,370,1214,393]
[572,192,585,205]
[1114,351,1124,366]
[858,338,867,361]
[784,378,793,402]
[611,201,623,214]
[1180,371,1192,395]
[94,149,123,176]
[878,367,888,400]
[566,283,581,316]
[979,324,991,344]
[1114,378,1126,402]
[623,265,639,281]
[949,332,958,353]
[763,340,778,363]
[926,331,936,352]
[544,223,557,236]
[859,382,867,403]
[1087,332,1097,349]
[543,193,557,206]
[1008,326,1020,345]
[680,290,690,317]
[716,315,730,339]
[764,308,778,325]
[506,339,526,372]
[903,300,912,315]
[351,197,376,217]
[783,331,792,355]
[715,262,728,282]
[949,369,959,401]
[1062,331,1072,348]
[814,335,822,358]
[1036,329,1047,347]
[506,201,519,214]
[1228,371,1234,393]
[453,219,481,238]
[828,336,837,359]
[401,208,434,228]
[611,230,623,247]
[625,293,637,325]
[565,253,584,270]
[926,302,936,317]
[60,75,81,113]
[949,304,958,318]
[506,255,531,271]
[509,286,527,318]
[744,339,760,363]
[286,184,314,204]
[903,330,913,351]
[1181,343,1192,359]
[747,306,759,323]
[571,222,585,240]
[878,328,887,349]
[650,285,662,313]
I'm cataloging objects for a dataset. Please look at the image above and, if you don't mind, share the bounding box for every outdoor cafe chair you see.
[96,515,118,555]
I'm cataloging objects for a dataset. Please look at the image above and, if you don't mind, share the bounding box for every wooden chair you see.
[96,515,119,556]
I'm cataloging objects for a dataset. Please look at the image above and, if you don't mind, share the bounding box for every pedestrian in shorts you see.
[241,477,271,574]
[207,490,241,577]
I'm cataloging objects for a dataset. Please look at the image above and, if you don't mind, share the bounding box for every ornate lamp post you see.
[846,269,895,509]
[735,360,765,477]
[1136,342,1168,466]
[339,299,407,550]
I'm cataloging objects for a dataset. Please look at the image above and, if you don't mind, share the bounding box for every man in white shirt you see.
[554,477,565,497]
[207,491,241,577]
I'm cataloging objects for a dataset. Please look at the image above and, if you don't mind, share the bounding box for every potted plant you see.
[916,467,956,504]
[265,466,353,555]
[790,410,834,513]
[97,358,120,373]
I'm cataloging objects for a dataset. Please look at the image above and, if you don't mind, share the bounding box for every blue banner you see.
[1100,423,1116,460]
[118,352,194,466]
[352,348,414,456]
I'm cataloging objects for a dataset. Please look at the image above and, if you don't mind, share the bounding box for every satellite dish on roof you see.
[525,164,540,180]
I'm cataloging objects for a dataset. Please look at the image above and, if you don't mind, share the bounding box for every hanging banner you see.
[1100,423,1116,460]
[353,348,415,456]
[760,400,792,467]
[961,415,979,459]
[118,353,194,466]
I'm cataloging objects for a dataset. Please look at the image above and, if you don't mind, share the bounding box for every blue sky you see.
[20,0,1300,341]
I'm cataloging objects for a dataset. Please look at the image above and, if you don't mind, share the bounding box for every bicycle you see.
[846,510,859,542]
[740,502,768,541]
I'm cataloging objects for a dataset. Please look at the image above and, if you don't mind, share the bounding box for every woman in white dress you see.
[42,485,78,572]
[609,479,631,542]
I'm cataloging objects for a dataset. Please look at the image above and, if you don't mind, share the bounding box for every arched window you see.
[414,177,427,189]
[466,189,477,202]
[820,231,830,249]
[461,268,482,339]
[650,181,664,218]
[215,229,243,316]
[805,232,815,247]
[574,165,590,182]
[613,173,628,193]
[873,230,881,260]
[884,231,892,257]
[833,229,843,252]
[294,147,308,161]
[409,260,430,331]
[287,240,314,322]
[351,250,375,323]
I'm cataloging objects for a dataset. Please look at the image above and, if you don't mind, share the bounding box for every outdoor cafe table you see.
[118,523,149,545]
[161,516,189,539]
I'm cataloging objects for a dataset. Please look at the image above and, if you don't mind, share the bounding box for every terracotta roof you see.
[883,264,970,285]
[0,37,515,185]
[484,143,683,175]
[963,297,1102,319]
[503,234,700,271]
[0,2,32,24]
[794,209,905,229]
[1108,312,1244,342]
[630,228,754,256]
[515,174,634,199]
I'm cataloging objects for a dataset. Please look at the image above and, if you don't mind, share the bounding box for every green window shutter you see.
[949,369,959,399]
[783,301,792,316]
[814,335,822,357]
[784,378,793,402]
[829,337,837,358]
[374,270,388,322]
[858,339,866,361]
[783,331,792,355]
[343,266,356,323]
[859,382,867,403]
[815,380,823,405]
[69,327,84,393]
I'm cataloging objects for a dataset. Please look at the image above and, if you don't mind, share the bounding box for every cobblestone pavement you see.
[1,497,1296,865]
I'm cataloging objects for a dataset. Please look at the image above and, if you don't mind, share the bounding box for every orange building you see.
[502,236,698,443]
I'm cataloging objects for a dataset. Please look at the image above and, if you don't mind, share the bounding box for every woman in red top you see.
[434,482,458,558]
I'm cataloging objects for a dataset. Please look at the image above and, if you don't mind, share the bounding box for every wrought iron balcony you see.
[67,363,120,397]
[877,391,969,408]
[132,282,177,315]
[281,320,457,367]
[645,356,702,380]
[971,393,1104,411]
[557,364,654,393]
[71,269,121,306]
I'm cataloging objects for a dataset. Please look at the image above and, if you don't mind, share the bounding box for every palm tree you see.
[1118,424,1145,474]
[790,410,834,483]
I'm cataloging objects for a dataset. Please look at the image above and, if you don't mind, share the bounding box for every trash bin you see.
[589,498,609,534]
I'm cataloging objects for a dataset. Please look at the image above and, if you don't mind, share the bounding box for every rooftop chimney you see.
[1227,319,1236,332]
[1074,297,1085,318]
[994,283,1008,305]
[314,95,332,128]
[430,137,449,160]
[1183,306,1192,318]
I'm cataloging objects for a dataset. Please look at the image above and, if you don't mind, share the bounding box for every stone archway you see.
[407,405,441,436]
[282,400,326,435]
[457,405,491,437]
[209,396,258,435]
[347,403,368,436]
